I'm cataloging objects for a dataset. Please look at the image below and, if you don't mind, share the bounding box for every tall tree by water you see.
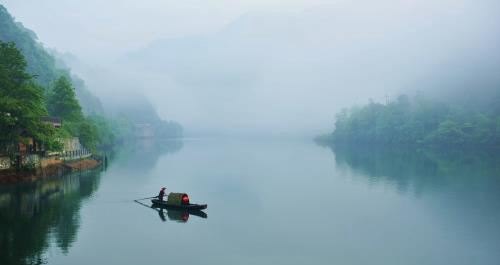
[0,41,55,152]
[46,76,102,151]
[47,76,83,121]
[0,4,104,114]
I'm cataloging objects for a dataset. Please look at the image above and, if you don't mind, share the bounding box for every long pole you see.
[135,196,157,201]
[135,193,170,201]
[134,200,160,212]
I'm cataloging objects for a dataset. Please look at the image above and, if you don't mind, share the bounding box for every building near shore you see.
[0,117,91,171]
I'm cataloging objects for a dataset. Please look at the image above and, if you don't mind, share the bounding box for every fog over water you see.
[1,3,500,264]
[3,0,499,136]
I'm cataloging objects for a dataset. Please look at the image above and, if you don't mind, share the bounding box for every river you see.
[1,139,499,265]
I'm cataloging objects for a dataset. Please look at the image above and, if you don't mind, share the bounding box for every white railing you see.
[60,148,93,161]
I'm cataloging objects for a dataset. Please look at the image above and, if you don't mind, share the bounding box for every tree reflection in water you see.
[322,143,500,251]
[327,144,500,197]
[0,169,102,265]
[0,139,184,265]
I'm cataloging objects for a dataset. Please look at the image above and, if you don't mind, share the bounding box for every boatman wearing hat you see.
[158,187,167,202]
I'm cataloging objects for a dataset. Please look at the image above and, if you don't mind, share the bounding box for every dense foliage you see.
[45,76,100,151]
[0,5,103,115]
[0,5,107,152]
[0,42,59,152]
[325,94,500,147]
[0,5,181,155]
[47,76,83,121]
[0,5,124,152]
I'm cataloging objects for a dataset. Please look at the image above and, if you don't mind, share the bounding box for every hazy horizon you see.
[3,0,499,136]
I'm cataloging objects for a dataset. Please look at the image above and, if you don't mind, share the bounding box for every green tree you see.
[77,119,99,152]
[425,120,465,146]
[47,76,83,121]
[326,93,500,148]
[46,77,104,151]
[1,5,105,115]
[0,41,56,152]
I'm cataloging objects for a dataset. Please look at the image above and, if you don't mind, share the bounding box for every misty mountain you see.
[124,5,500,94]
[1,4,182,143]
[57,50,181,122]
[123,12,292,88]
[0,5,104,115]
[54,46,184,139]
[120,2,500,134]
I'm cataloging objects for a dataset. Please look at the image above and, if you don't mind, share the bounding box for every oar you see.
[135,196,157,201]
[135,193,170,201]
[134,200,162,212]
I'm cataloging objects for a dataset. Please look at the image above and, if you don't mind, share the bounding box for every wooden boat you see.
[151,199,207,210]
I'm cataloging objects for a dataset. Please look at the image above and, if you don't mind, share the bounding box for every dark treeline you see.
[0,5,102,115]
[321,92,500,148]
[0,5,117,152]
[0,39,107,152]
[0,5,182,154]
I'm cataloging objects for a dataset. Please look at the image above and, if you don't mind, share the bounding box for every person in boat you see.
[158,187,167,202]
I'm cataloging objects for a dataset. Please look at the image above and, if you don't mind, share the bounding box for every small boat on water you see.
[134,197,207,222]
[151,199,208,210]
[151,193,207,210]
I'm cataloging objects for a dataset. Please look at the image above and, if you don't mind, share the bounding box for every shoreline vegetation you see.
[316,93,500,149]
[0,157,102,184]
[0,5,183,180]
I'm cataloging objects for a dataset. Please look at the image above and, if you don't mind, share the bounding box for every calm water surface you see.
[1,139,500,265]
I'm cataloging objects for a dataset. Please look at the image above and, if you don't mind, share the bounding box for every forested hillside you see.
[0,5,103,115]
[104,94,183,138]
[0,40,109,152]
[0,4,182,153]
[0,42,58,152]
[0,5,117,152]
[322,92,500,147]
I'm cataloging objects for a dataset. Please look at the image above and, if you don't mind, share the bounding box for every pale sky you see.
[1,0,331,61]
[2,0,498,135]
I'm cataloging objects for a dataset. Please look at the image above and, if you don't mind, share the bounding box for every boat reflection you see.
[134,200,207,223]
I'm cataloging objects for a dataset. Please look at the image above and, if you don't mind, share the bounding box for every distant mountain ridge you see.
[0,4,103,115]
[122,8,496,135]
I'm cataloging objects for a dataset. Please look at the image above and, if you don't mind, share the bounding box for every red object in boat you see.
[182,194,190,204]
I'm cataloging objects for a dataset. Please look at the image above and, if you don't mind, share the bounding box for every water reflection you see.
[161,208,207,222]
[0,139,184,265]
[323,143,500,254]
[0,169,102,265]
[327,144,500,197]
[134,200,207,223]
[3,139,499,265]
[108,139,183,174]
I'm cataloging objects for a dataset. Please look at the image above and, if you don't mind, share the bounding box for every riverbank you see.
[0,158,101,184]
[64,159,101,171]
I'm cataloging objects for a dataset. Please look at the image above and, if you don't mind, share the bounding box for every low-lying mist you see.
[8,0,499,136]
